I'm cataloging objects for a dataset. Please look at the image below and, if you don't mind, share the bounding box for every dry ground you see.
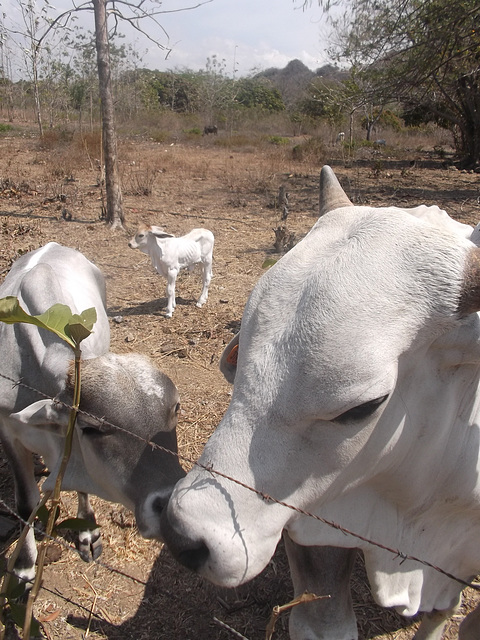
[0,126,479,639]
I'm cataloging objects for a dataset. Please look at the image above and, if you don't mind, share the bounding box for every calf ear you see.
[11,400,69,433]
[151,226,174,239]
[220,333,239,384]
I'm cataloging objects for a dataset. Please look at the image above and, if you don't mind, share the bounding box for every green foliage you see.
[262,258,278,269]
[0,123,13,133]
[329,0,480,166]
[55,517,98,532]
[184,127,202,136]
[148,70,201,113]
[361,109,402,131]
[213,134,259,148]
[0,297,96,350]
[0,297,95,637]
[291,136,327,162]
[236,78,284,112]
[300,78,345,126]
[8,603,40,637]
[150,130,170,143]
[266,135,290,145]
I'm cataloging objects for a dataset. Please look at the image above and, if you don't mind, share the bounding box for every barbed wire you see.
[0,496,149,589]
[1,370,479,596]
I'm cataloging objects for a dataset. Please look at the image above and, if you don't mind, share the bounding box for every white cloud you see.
[1,0,332,77]
[136,0,331,75]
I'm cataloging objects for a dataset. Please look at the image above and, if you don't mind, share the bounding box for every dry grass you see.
[0,122,479,639]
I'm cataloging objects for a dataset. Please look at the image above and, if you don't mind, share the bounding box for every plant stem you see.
[22,348,82,639]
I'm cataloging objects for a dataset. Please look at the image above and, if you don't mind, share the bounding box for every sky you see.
[134,0,333,76]
[1,0,336,78]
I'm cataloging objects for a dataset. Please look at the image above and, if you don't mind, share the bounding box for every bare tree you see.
[3,0,213,228]
[0,21,15,121]
[5,0,68,137]
[87,0,213,227]
[93,0,123,227]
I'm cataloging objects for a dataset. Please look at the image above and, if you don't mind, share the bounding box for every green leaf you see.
[9,602,41,636]
[36,504,60,528]
[262,258,278,269]
[55,517,99,532]
[68,308,97,345]
[0,297,96,349]
[5,576,27,601]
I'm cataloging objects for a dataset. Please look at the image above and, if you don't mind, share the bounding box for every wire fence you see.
[0,369,479,620]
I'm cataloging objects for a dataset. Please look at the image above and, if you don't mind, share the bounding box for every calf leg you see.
[76,492,102,562]
[283,533,358,640]
[165,268,178,318]
[196,258,212,308]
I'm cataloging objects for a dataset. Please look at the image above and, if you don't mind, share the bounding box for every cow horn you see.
[319,165,353,216]
[458,247,480,315]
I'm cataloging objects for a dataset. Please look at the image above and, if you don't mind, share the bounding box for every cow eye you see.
[335,394,389,423]
[78,418,114,436]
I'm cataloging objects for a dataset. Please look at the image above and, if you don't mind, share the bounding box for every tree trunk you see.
[456,70,480,169]
[92,0,124,229]
[32,51,44,138]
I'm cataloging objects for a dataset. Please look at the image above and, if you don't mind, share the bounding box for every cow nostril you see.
[151,494,171,516]
[177,541,209,572]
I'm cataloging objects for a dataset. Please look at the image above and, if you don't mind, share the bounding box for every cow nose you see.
[177,541,209,572]
[160,510,210,572]
[151,494,168,515]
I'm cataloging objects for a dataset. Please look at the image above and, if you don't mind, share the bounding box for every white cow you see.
[128,224,214,318]
[0,242,185,585]
[161,166,480,640]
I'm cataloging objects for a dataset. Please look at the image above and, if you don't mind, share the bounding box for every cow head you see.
[12,352,184,539]
[128,224,174,250]
[161,166,480,616]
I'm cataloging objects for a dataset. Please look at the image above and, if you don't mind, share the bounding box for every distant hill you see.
[255,59,348,107]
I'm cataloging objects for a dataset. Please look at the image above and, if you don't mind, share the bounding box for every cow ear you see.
[11,400,69,433]
[151,226,174,239]
[220,333,239,384]
[458,248,480,316]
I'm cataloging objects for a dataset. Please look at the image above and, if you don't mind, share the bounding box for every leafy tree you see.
[197,55,233,124]
[149,69,201,113]
[236,78,285,112]
[300,77,344,123]
[2,0,212,228]
[305,0,480,167]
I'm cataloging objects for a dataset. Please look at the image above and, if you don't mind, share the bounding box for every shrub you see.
[38,129,74,150]
[183,127,202,137]
[266,135,290,146]
[291,136,327,163]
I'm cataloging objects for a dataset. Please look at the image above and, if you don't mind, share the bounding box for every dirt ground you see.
[0,128,479,639]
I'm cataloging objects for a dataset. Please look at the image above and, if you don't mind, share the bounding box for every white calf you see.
[128,224,214,318]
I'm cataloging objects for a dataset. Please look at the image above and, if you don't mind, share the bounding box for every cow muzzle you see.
[136,489,175,540]
[160,509,210,572]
